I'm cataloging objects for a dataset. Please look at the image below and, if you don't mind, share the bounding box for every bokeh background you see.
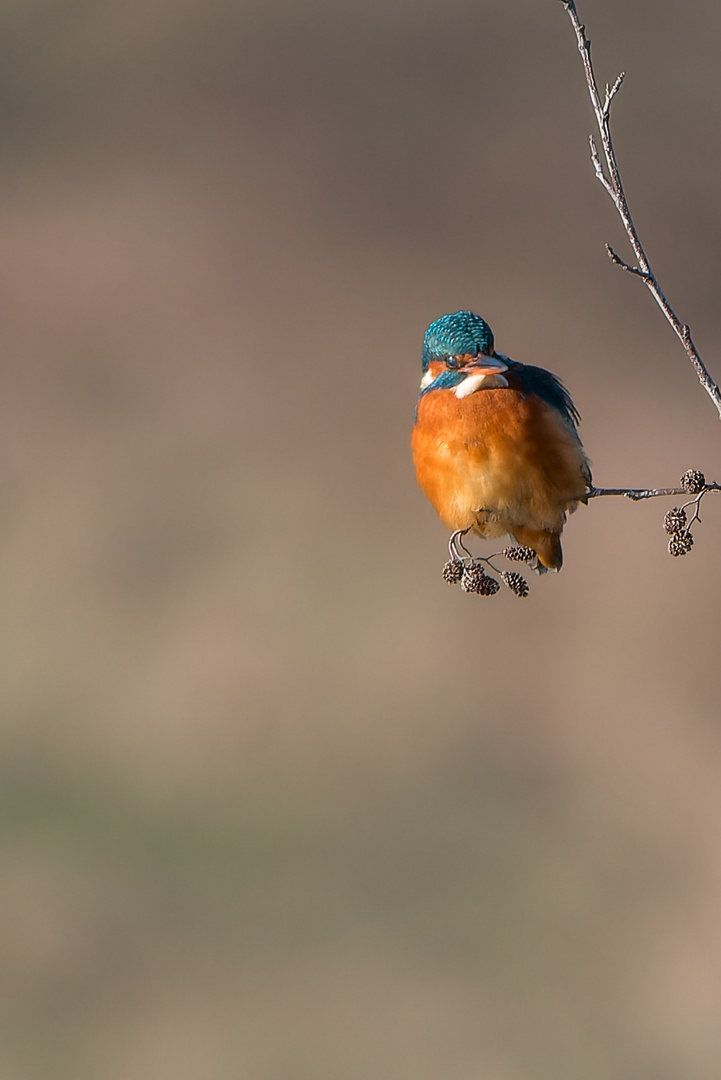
[3,0,721,1076]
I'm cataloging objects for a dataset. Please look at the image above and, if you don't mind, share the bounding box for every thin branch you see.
[685,492,705,530]
[602,71,625,118]
[588,135,614,197]
[559,0,721,420]
[587,484,721,501]
[605,244,652,280]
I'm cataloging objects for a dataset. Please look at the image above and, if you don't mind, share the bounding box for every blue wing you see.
[504,359,582,430]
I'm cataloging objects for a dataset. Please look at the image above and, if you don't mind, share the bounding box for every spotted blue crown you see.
[422,311,495,371]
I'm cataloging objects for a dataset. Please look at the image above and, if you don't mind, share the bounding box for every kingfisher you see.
[411,310,591,572]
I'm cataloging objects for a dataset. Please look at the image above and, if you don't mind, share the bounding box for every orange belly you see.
[411,385,590,568]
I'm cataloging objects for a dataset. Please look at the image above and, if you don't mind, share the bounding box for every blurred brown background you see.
[2,0,721,1076]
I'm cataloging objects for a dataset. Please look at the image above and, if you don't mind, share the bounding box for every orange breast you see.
[411,385,590,538]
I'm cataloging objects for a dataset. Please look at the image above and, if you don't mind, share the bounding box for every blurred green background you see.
[3,0,721,1077]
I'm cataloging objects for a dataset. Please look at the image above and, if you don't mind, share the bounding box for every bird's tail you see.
[511,527,563,574]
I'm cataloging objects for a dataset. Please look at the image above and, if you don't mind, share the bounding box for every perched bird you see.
[411,310,591,572]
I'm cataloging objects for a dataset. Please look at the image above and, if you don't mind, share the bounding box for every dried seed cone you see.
[681,469,705,493]
[461,563,499,595]
[663,507,687,534]
[442,559,465,585]
[502,545,537,563]
[501,571,530,597]
[460,563,486,593]
[668,531,694,557]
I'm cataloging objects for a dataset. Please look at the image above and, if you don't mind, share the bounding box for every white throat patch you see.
[454,372,508,398]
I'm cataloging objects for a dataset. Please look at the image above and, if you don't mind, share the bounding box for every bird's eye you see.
[446,357,460,369]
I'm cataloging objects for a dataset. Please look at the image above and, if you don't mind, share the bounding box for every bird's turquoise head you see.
[422,310,495,371]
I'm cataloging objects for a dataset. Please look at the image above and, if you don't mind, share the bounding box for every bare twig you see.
[587,484,721,501]
[685,492,705,530]
[605,244,652,280]
[559,0,721,420]
[603,72,625,117]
